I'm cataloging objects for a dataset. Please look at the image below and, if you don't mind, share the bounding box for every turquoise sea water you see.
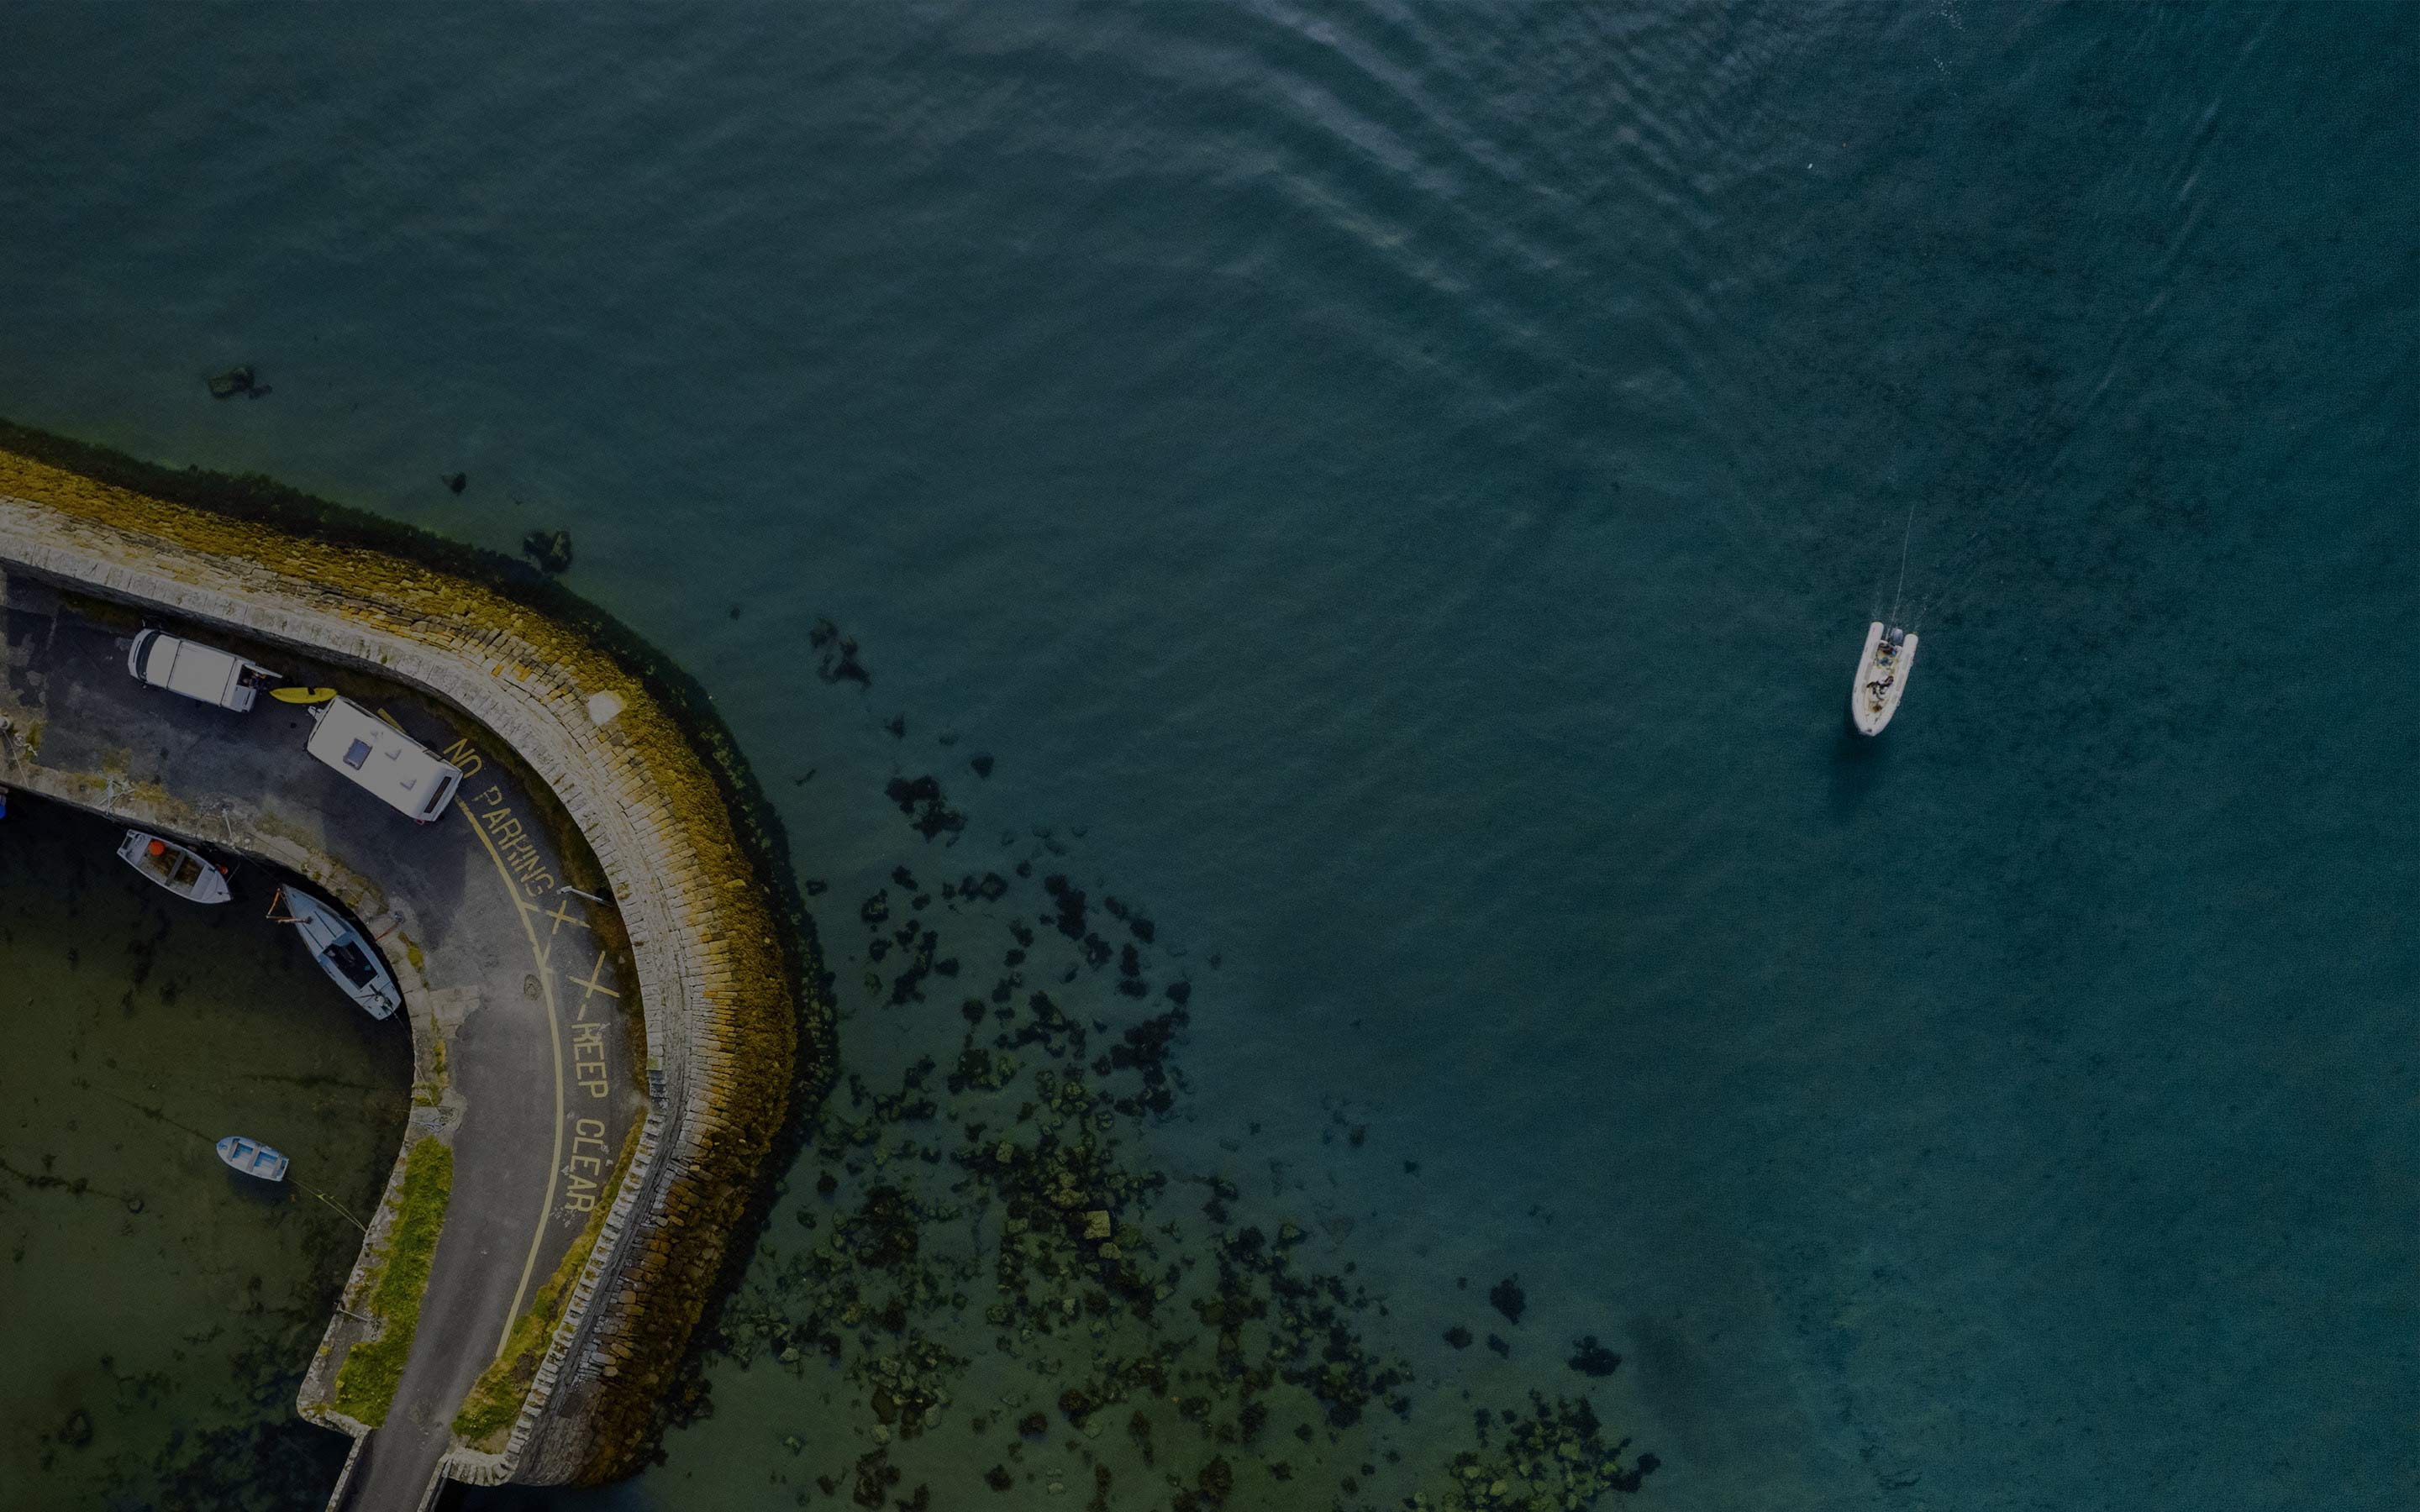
[1,4,2414,1509]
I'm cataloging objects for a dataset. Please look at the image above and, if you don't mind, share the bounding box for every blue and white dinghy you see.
[274,887,402,1020]
[215,1136,289,1182]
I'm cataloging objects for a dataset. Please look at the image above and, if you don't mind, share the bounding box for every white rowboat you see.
[117,829,233,904]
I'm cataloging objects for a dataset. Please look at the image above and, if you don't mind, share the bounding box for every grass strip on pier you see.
[451,1122,641,1446]
[333,1135,455,1426]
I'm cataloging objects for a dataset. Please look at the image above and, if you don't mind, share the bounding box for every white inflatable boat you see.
[1850,622,1918,736]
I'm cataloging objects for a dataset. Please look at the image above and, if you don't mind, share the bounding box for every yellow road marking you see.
[460,794,568,1361]
[543,898,590,937]
[508,894,571,969]
[571,954,621,1007]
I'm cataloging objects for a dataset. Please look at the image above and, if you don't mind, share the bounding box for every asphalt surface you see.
[0,571,645,1511]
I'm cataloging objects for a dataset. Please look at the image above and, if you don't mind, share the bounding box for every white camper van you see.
[127,629,277,711]
[305,698,463,824]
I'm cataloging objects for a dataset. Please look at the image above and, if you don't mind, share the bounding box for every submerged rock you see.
[687,755,1650,1504]
[1196,1455,1234,1504]
[809,617,871,686]
[521,528,574,575]
[883,775,965,840]
[206,365,260,399]
[1568,1335,1622,1377]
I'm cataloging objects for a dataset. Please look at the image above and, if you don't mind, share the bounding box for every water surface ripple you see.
[0,3,2412,1509]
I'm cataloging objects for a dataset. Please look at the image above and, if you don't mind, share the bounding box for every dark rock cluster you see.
[207,365,269,400]
[811,618,871,687]
[692,723,1653,1507]
[1443,1395,1661,1509]
[520,528,574,575]
[1566,1336,1622,1378]
[882,775,965,841]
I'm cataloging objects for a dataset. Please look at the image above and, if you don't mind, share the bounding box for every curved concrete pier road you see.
[0,571,646,1509]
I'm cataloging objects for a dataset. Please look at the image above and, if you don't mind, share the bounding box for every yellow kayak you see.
[270,686,338,706]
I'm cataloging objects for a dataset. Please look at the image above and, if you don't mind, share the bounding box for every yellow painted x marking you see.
[571,954,620,1014]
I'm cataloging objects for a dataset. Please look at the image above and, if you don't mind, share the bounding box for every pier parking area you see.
[0,567,647,1511]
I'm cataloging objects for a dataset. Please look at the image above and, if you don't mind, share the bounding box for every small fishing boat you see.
[116,829,233,904]
[215,1135,289,1182]
[1850,621,1918,736]
[275,887,402,1020]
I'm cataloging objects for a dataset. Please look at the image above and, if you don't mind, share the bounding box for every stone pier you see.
[0,441,815,1509]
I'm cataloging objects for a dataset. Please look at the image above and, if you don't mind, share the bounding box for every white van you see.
[305,698,464,824]
[127,629,277,711]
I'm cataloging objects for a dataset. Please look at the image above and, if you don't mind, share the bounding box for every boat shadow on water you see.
[220,1168,291,1208]
[1826,720,1891,820]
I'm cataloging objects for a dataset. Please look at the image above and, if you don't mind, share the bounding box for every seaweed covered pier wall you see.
[0,433,827,1488]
